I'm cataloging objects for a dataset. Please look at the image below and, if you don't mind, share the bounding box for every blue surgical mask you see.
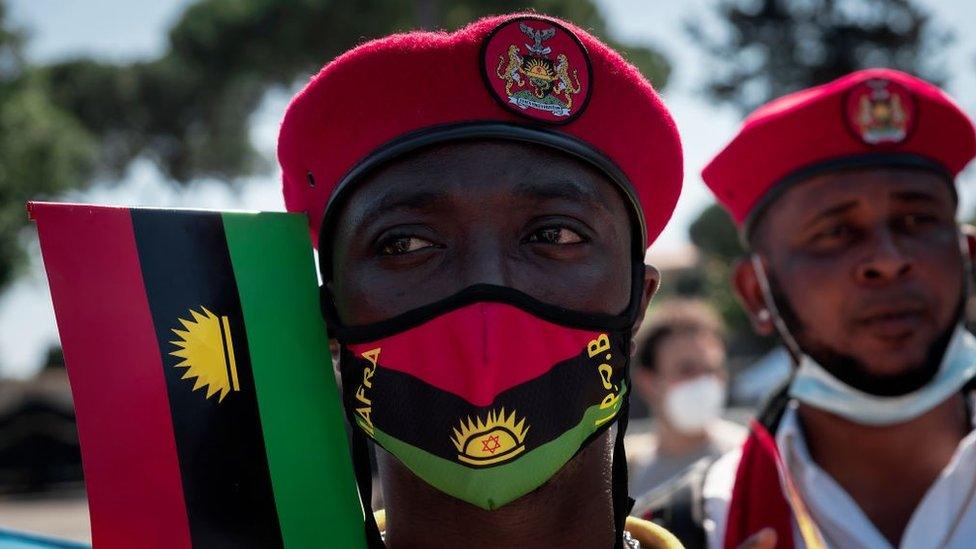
[789,324,976,425]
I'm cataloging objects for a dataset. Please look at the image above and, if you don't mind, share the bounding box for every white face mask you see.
[664,375,726,434]
[750,253,976,426]
[790,324,976,425]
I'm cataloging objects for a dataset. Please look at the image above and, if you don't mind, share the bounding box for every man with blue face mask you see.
[639,69,976,549]
[277,12,687,549]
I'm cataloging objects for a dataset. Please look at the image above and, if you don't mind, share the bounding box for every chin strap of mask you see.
[611,262,646,548]
[350,429,385,547]
[321,287,384,547]
[611,388,635,549]
[750,253,804,363]
[960,229,974,300]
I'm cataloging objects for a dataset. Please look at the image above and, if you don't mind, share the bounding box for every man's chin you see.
[845,357,930,386]
[849,342,931,375]
[805,339,944,397]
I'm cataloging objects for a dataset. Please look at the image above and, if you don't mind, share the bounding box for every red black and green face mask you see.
[329,279,641,515]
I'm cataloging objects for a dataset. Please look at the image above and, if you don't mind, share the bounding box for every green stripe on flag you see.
[222,212,365,548]
[369,385,627,511]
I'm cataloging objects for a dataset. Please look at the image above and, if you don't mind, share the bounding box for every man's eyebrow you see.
[891,190,943,205]
[801,200,858,229]
[511,178,606,209]
[363,189,452,219]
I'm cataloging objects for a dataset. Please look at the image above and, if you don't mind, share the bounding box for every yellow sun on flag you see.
[169,306,241,402]
[451,408,529,466]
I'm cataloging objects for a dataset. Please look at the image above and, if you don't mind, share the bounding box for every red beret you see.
[277,13,682,253]
[703,68,976,234]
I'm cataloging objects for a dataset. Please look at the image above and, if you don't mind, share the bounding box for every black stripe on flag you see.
[132,209,283,548]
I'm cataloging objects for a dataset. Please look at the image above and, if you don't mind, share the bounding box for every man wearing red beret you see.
[277,13,685,548]
[640,69,976,549]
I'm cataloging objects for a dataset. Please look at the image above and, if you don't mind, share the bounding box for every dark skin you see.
[329,140,659,548]
[733,167,973,545]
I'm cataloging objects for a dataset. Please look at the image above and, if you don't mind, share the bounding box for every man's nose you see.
[457,238,511,287]
[854,229,912,284]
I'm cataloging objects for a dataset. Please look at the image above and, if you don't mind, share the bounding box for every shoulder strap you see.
[755,377,792,433]
[634,379,794,549]
[635,454,717,549]
[613,390,637,548]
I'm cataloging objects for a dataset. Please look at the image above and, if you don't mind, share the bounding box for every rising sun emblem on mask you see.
[451,408,529,466]
[169,306,241,403]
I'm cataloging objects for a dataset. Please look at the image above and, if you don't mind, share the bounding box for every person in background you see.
[627,300,746,497]
[641,68,976,549]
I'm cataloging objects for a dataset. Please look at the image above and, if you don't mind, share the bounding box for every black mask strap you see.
[351,428,386,547]
[611,396,634,548]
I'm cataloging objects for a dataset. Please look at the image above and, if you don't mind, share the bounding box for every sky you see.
[2,0,975,378]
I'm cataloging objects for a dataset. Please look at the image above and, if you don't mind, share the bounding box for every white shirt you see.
[703,400,976,549]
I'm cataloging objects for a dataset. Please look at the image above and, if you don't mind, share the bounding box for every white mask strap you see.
[750,253,804,362]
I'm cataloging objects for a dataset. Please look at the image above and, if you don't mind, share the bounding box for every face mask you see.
[329,284,638,511]
[751,253,976,426]
[790,324,976,425]
[664,375,726,433]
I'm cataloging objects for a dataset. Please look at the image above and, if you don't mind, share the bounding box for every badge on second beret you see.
[481,16,592,124]
[844,78,916,146]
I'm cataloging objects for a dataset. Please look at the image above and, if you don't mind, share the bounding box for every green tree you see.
[689,0,950,114]
[1,0,669,292]
[42,0,670,184]
[0,4,97,289]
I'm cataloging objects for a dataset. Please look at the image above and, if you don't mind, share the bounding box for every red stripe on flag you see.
[32,203,191,548]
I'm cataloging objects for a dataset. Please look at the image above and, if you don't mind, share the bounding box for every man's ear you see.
[732,256,775,336]
[632,264,661,339]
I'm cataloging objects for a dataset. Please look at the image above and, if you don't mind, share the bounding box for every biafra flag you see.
[30,202,365,549]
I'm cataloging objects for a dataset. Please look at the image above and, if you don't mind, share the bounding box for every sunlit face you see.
[328,140,636,325]
[753,167,962,381]
[326,138,654,507]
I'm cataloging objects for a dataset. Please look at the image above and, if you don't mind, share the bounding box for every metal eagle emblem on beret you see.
[845,78,916,146]
[482,16,592,124]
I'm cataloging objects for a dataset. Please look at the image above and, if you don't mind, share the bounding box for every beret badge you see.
[481,16,593,124]
[845,78,916,146]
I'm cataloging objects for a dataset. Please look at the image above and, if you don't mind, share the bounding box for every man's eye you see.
[900,213,937,230]
[526,227,584,245]
[378,236,435,256]
[814,224,852,242]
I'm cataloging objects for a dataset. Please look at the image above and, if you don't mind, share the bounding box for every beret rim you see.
[316,121,647,278]
[741,152,954,243]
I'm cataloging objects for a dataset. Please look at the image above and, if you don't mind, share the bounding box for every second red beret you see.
[703,68,976,234]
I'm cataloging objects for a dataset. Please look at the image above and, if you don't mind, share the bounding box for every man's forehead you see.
[782,167,953,209]
[749,166,956,245]
[346,141,616,216]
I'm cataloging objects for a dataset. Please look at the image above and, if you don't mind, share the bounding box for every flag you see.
[30,203,365,549]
